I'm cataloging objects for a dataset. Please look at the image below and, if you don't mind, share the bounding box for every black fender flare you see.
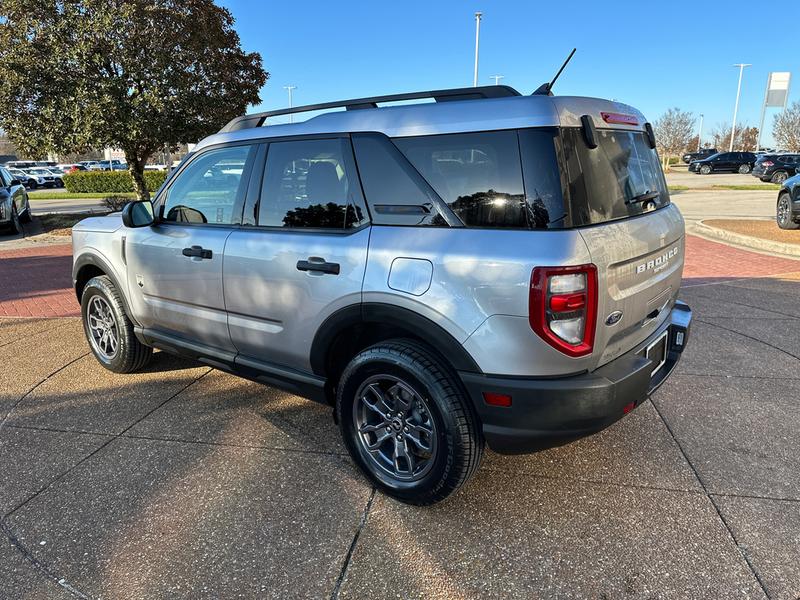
[73,252,140,326]
[310,302,482,376]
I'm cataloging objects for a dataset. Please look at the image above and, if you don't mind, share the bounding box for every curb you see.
[695,220,800,259]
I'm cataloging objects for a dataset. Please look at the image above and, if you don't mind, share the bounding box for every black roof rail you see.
[219,85,522,133]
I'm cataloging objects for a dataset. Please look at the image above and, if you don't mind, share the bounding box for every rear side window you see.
[560,128,669,226]
[393,131,529,228]
[259,138,368,229]
[351,133,446,226]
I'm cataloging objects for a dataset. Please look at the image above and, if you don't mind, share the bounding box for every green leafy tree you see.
[0,0,267,200]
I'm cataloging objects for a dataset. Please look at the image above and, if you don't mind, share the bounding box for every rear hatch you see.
[557,125,684,369]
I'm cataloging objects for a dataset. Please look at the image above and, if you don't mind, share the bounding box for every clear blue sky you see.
[221,0,798,146]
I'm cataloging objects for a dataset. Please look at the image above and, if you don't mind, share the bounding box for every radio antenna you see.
[533,48,576,96]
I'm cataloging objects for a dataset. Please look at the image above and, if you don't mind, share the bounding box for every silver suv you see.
[73,86,692,505]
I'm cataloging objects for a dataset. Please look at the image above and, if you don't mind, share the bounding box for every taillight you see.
[762,161,774,167]
[529,264,598,357]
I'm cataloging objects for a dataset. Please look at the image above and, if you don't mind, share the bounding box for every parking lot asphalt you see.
[1,237,800,598]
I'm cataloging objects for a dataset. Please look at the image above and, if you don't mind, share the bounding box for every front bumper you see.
[459,301,692,454]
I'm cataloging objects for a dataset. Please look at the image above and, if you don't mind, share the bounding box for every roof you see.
[194,87,649,153]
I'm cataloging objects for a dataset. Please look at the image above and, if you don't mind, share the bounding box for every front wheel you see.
[700,164,712,175]
[81,275,153,372]
[19,199,32,223]
[738,163,751,174]
[336,340,483,505]
[777,193,799,230]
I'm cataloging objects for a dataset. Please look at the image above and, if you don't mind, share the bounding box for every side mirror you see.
[9,178,21,186]
[121,200,155,228]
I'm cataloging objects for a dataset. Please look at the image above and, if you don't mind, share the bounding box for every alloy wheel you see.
[353,375,438,482]
[87,295,119,360]
[778,195,791,227]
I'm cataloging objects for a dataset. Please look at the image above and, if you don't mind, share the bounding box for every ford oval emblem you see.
[605,311,623,326]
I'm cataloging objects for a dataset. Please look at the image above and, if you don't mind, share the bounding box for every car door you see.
[714,153,733,171]
[124,143,258,355]
[223,136,370,372]
[0,167,25,217]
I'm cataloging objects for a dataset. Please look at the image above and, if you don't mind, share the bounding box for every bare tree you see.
[654,108,695,170]
[711,122,758,151]
[773,102,800,151]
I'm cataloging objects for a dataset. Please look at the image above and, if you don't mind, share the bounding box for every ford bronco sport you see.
[73,85,692,505]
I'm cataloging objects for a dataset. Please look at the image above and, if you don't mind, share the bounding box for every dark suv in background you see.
[682,148,717,164]
[752,154,800,184]
[689,151,757,174]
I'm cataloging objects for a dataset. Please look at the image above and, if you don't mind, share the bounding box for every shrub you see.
[63,170,168,194]
[103,195,133,212]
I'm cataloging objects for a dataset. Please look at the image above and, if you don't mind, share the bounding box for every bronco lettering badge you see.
[636,247,679,275]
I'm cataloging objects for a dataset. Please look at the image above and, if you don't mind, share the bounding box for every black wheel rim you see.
[353,375,437,483]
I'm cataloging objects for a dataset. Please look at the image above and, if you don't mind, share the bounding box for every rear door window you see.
[258,138,368,229]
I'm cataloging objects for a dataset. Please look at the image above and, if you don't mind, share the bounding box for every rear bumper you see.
[459,301,692,454]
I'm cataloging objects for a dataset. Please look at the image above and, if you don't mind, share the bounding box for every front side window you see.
[393,131,527,228]
[162,144,254,224]
[259,138,367,229]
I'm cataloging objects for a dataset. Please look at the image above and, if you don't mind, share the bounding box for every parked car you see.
[25,167,63,188]
[72,86,692,505]
[58,163,88,174]
[689,151,757,174]
[681,148,717,164]
[4,161,38,170]
[776,174,800,230]
[80,161,102,170]
[752,153,800,184]
[0,166,31,234]
[8,168,41,190]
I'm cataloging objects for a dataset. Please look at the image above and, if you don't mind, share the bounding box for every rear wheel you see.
[771,171,789,184]
[700,164,712,175]
[6,203,21,234]
[738,163,751,174]
[336,339,483,505]
[777,193,799,230]
[81,275,152,373]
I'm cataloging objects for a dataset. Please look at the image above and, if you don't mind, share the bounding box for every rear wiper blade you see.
[626,190,660,205]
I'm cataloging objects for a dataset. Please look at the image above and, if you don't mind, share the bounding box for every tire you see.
[336,339,483,505]
[699,164,712,175]
[27,180,37,190]
[738,163,751,174]
[19,198,32,223]
[771,171,789,184]
[6,202,21,234]
[81,275,152,373]
[777,193,799,230]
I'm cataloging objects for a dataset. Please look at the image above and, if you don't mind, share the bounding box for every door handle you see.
[182,245,213,259]
[296,257,340,275]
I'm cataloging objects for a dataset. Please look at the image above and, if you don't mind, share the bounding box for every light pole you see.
[283,85,297,123]
[490,75,504,86]
[697,114,704,151]
[729,64,751,151]
[473,12,482,87]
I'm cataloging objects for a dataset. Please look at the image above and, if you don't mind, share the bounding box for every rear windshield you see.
[391,127,669,229]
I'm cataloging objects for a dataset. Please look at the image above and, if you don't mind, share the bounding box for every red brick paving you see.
[1,236,799,319]
[683,235,800,286]
[0,243,78,318]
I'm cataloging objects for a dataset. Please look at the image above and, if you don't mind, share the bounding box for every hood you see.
[72,212,122,233]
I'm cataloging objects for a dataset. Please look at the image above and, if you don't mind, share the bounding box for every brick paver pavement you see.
[0,243,78,318]
[0,236,799,318]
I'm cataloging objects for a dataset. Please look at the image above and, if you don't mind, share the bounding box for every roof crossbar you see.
[219,85,521,133]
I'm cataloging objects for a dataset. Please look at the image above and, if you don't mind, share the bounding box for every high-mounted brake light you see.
[529,264,598,358]
[601,112,639,126]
